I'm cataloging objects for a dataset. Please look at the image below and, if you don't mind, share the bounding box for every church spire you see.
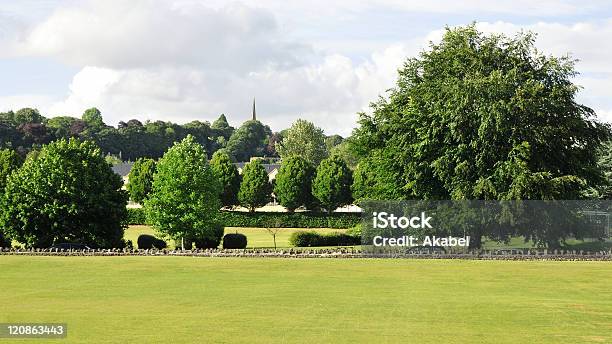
[252,98,257,121]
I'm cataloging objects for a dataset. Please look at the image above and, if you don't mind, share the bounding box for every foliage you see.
[238,159,271,212]
[351,25,611,247]
[145,135,222,244]
[82,107,106,130]
[217,211,360,228]
[312,155,353,213]
[126,207,360,228]
[127,208,148,224]
[193,224,224,249]
[277,119,328,165]
[211,114,234,141]
[14,108,44,125]
[222,233,248,249]
[126,158,156,203]
[351,151,404,203]
[288,231,360,247]
[226,120,271,161]
[0,148,23,190]
[274,156,315,212]
[329,139,360,169]
[0,139,128,248]
[210,151,241,207]
[137,234,167,249]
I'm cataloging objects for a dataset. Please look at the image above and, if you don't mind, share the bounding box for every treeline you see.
[0,108,297,162]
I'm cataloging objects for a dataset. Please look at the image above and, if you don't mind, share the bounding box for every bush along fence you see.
[127,208,361,228]
[1,247,611,261]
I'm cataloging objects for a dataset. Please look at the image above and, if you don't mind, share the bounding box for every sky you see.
[1,0,612,136]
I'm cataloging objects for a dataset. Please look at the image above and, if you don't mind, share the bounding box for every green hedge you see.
[217,211,361,228]
[289,231,361,247]
[126,208,361,229]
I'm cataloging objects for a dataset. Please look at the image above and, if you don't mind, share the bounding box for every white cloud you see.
[13,0,311,72]
[3,1,612,136]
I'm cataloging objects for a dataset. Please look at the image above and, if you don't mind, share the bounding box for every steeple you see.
[252,98,257,121]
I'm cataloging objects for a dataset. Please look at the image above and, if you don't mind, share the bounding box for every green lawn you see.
[0,257,610,343]
[125,225,347,249]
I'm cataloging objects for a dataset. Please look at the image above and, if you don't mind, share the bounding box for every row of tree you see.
[128,149,354,214]
[0,107,346,163]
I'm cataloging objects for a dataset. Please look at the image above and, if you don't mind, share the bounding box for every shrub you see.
[289,231,360,247]
[289,231,320,247]
[193,224,224,249]
[137,234,167,249]
[223,233,248,249]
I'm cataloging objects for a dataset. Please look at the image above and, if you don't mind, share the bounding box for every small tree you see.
[238,159,271,212]
[126,158,156,203]
[0,139,128,248]
[276,119,328,165]
[145,135,222,249]
[266,226,282,249]
[210,151,241,208]
[274,156,315,212]
[312,156,353,214]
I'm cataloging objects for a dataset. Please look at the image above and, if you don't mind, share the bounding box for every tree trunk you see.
[273,234,277,250]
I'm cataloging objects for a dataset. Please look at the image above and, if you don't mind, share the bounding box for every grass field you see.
[0,256,610,343]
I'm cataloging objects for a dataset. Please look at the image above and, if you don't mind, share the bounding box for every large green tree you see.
[210,150,241,208]
[145,135,222,247]
[0,139,128,248]
[352,25,611,247]
[277,119,328,165]
[274,156,315,212]
[238,159,271,212]
[126,158,156,203]
[312,156,353,214]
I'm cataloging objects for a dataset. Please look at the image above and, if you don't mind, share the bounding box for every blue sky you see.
[1,0,612,135]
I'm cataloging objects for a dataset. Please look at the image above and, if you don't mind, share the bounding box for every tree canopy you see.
[312,155,353,214]
[210,150,241,208]
[145,135,222,243]
[274,156,315,212]
[226,120,271,162]
[277,119,328,165]
[351,25,611,247]
[238,159,271,212]
[0,139,128,248]
[126,158,156,203]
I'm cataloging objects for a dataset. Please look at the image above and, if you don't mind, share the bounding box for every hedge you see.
[137,234,167,249]
[126,208,361,229]
[289,231,361,247]
[217,211,360,228]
